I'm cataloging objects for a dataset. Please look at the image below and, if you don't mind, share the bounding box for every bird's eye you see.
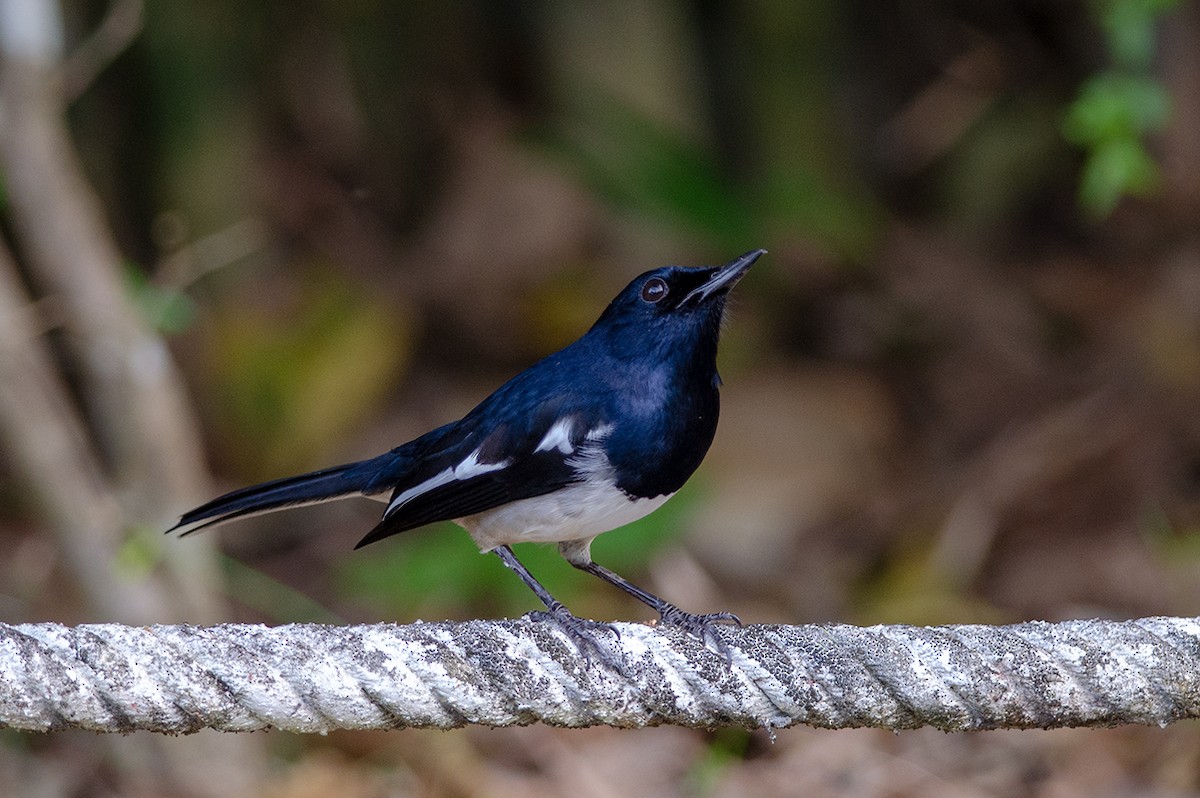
[641,277,668,303]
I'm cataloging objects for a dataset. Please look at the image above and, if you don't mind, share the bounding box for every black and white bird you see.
[171,249,764,654]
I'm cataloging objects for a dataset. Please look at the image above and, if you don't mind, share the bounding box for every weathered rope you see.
[1,616,1197,734]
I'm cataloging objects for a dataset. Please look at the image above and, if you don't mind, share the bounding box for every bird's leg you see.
[491,545,623,669]
[558,542,741,655]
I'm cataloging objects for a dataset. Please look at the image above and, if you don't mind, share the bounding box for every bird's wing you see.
[354,396,608,548]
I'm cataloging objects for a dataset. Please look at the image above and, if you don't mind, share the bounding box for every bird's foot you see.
[526,603,626,674]
[655,605,742,657]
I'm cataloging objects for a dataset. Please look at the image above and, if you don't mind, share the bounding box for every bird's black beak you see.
[683,249,766,305]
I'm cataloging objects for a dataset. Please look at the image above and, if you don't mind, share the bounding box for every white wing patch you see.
[585,422,615,441]
[567,422,615,477]
[534,417,575,455]
[385,447,509,517]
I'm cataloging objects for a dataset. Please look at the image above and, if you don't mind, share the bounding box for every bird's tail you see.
[168,452,405,535]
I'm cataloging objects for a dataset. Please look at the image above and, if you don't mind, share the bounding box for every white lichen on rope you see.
[1,616,1197,734]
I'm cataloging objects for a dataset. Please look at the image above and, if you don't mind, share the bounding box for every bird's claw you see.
[656,605,742,658]
[526,605,627,674]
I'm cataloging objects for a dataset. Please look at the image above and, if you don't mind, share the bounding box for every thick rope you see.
[1,616,1197,734]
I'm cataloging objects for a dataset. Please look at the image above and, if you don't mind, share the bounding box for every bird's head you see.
[587,250,764,360]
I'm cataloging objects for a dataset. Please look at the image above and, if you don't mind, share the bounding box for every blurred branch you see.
[0,227,263,798]
[0,3,263,789]
[155,216,269,290]
[0,0,219,622]
[61,0,143,101]
[0,2,204,507]
[2,616,1197,733]
[0,236,162,622]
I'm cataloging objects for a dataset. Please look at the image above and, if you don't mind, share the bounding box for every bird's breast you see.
[457,481,672,551]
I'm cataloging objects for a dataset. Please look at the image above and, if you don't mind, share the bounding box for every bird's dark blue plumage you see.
[171,249,764,659]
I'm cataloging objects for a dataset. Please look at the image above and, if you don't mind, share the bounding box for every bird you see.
[170,249,764,660]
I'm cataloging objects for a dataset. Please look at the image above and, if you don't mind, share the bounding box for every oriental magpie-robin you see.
[171,249,763,656]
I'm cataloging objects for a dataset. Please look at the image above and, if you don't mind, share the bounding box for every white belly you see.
[458,482,673,551]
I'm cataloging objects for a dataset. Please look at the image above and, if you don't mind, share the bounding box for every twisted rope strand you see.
[1,617,1197,734]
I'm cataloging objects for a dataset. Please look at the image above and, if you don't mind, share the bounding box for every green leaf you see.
[1079,136,1160,218]
[1062,73,1171,145]
[1099,0,1182,70]
[122,261,198,335]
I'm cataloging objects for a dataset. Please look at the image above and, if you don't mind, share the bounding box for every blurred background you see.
[1,0,1199,795]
